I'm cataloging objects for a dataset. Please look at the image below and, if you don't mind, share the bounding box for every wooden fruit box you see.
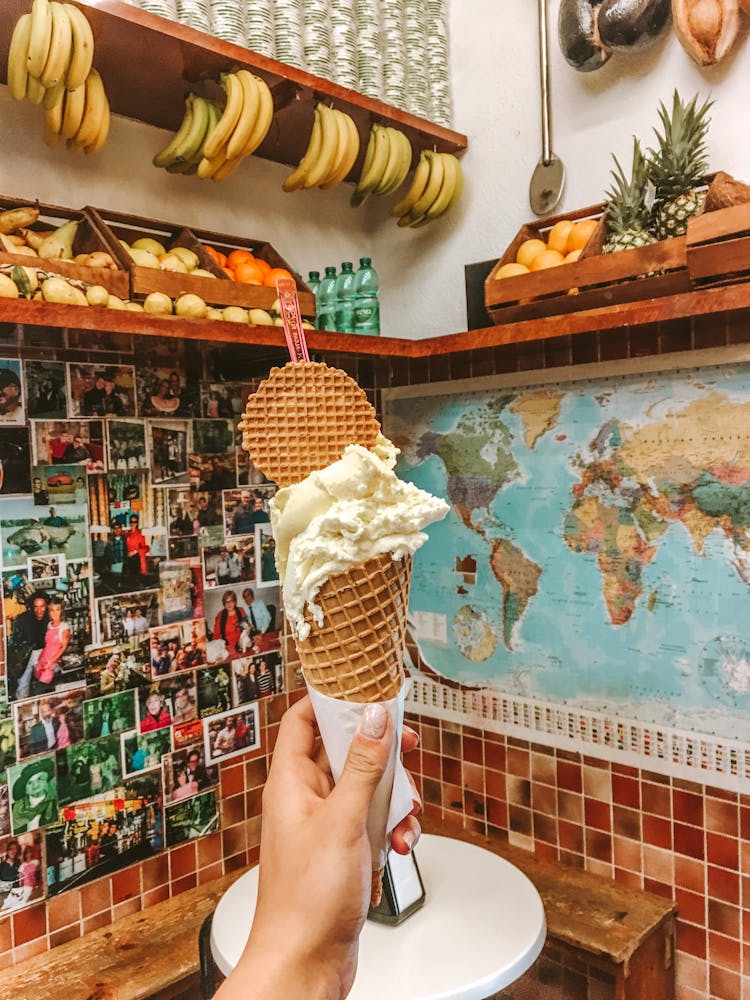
[87,208,314,316]
[686,201,750,288]
[0,195,129,297]
[484,203,691,326]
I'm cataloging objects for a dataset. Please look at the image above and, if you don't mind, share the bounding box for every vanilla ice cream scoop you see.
[271,434,449,641]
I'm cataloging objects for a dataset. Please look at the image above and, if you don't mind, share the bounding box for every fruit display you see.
[118,237,217,278]
[390,150,464,228]
[7,0,110,155]
[602,139,655,252]
[152,71,274,181]
[559,0,671,71]
[673,0,741,66]
[350,124,412,205]
[282,104,361,192]
[494,218,596,280]
[203,245,292,288]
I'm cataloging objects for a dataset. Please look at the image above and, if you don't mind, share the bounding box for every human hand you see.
[218,695,421,1000]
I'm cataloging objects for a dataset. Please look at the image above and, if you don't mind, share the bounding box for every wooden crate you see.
[686,201,750,288]
[0,196,129,297]
[87,208,314,316]
[484,203,690,326]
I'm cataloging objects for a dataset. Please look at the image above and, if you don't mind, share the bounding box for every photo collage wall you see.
[0,354,283,911]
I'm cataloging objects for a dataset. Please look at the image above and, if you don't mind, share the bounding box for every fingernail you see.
[403,827,420,852]
[403,725,418,740]
[361,703,387,740]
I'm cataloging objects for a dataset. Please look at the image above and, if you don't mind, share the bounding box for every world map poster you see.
[383,350,750,743]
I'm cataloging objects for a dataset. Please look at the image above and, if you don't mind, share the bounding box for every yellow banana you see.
[304,104,340,189]
[174,94,211,162]
[197,146,229,180]
[74,68,106,149]
[409,150,445,220]
[226,70,259,160]
[350,125,377,206]
[26,76,47,105]
[386,128,413,196]
[84,99,110,155]
[44,77,65,110]
[241,75,273,156]
[320,110,360,190]
[61,79,85,137]
[44,86,65,145]
[40,1,73,88]
[317,107,349,187]
[356,125,389,194]
[27,0,53,81]
[7,14,32,102]
[374,127,406,195]
[63,3,94,91]
[391,150,430,217]
[419,153,464,222]
[202,73,244,161]
[211,156,242,182]
[282,108,322,193]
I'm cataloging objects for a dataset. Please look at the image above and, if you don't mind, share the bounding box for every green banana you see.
[153,95,196,168]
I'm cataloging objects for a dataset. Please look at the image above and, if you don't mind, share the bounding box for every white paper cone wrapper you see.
[306,679,414,872]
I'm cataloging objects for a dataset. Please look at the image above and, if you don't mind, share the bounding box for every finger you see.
[329,704,392,823]
[391,814,421,856]
[401,725,419,754]
[406,770,422,815]
[269,696,317,768]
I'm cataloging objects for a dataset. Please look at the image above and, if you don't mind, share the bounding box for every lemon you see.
[86,285,110,306]
[144,292,173,315]
[175,294,207,319]
[530,249,565,271]
[515,239,547,269]
[565,249,583,263]
[495,262,530,280]
[547,220,574,255]
[568,219,598,252]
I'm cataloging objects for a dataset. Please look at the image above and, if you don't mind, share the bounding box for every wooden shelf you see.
[0,0,467,178]
[4,281,750,358]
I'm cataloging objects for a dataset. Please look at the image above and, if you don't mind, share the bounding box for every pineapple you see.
[647,90,713,240]
[603,138,655,254]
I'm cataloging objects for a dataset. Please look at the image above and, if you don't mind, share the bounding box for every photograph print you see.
[121,727,172,777]
[138,673,198,733]
[203,702,260,765]
[92,512,160,598]
[3,562,92,702]
[166,486,223,551]
[162,746,218,804]
[95,588,161,644]
[202,536,255,589]
[159,559,202,624]
[138,365,197,418]
[8,753,58,834]
[192,419,236,455]
[67,363,136,418]
[188,453,236,492]
[106,420,149,472]
[257,525,278,584]
[32,419,105,472]
[28,554,65,582]
[201,381,252,419]
[0,359,25,425]
[231,649,283,704]
[203,582,280,666]
[32,465,85,506]
[149,619,207,677]
[164,787,218,846]
[13,687,85,760]
[196,663,233,718]
[0,830,44,914]
[0,717,17,783]
[56,733,123,806]
[172,717,202,751]
[83,689,137,739]
[0,427,32,496]
[0,498,89,568]
[223,487,273,537]
[24,360,67,419]
[44,769,163,896]
[150,420,189,487]
[83,637,151,695]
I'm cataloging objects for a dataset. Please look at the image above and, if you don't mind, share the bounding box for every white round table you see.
[210,834,546,1000]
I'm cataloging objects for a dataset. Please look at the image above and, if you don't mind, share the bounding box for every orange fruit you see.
[565,249,582,263]
[263,267,293,287]
[222,267,236,280]
[530,249,565,271]
[253,257,271,278]
[234,260,265,285]
[547,220,574,255]
[515,239,546,270]
[226,248,254,270]
[203,245,220,263]
[568,219,598,252]
[495,262,530,279]
[215,250,227,267]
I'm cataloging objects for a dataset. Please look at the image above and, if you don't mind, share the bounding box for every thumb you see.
[331,704,392,823]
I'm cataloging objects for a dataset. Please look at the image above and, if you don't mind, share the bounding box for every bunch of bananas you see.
[350,124,412,207]
[282,104,360,193]
[8,0,110,155]
[153,71,274,182]
[391,151,464,228]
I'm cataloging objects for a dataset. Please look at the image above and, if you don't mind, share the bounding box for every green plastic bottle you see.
[353,257,380,336]
[307,271,321,328]
[333,261,356,333]
[316,266,337,331]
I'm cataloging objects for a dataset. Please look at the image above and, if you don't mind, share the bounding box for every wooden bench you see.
[424,815,676,1000]
[0,871,245,1000]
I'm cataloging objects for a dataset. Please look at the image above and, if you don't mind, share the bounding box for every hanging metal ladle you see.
[529,0,565,215]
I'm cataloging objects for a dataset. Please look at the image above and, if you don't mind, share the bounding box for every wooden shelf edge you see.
[0,0,467,176]
[4,282,750,359]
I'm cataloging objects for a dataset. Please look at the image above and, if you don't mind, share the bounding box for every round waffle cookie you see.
[239,361,381,487]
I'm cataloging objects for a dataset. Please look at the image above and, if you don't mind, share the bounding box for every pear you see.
[206,307,224,321]
[159,253,188,274]
[175,294,207,319]
[143,292,173,315]
[192,268,217,279]
[41,276,80,304]
[132,237,167,257]
[129,248,160,269]
[37,221,79,261]
[170,247,199,271]
[248,308,273,326]
[86,285,110,306]
[223,306,249,324]
[0,274,20,299]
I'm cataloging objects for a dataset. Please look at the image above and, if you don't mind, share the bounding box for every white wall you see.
[2,2,750,340]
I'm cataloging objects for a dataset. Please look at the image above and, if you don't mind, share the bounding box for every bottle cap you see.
[309,271,320,281]
[341,262,353,270]
[359,257,371,267]
[325,266,337,275]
